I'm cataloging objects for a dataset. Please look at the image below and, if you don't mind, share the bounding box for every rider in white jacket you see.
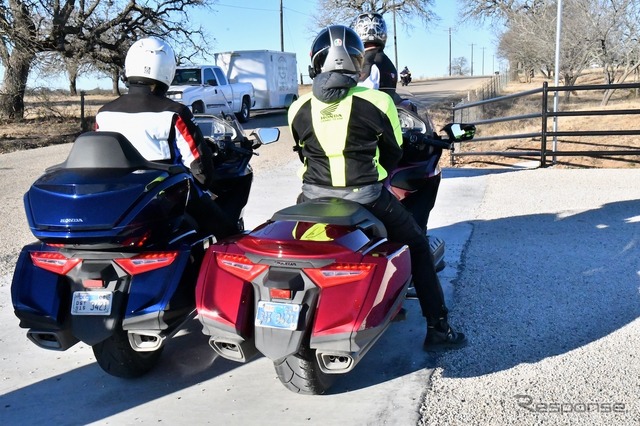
[96,37,238,239]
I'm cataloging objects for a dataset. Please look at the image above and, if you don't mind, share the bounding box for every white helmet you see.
[124,37,176,89]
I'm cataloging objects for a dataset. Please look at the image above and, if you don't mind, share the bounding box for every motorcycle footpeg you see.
[405,286,418,299]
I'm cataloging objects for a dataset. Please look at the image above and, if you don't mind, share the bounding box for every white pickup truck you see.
[166,65,255,122]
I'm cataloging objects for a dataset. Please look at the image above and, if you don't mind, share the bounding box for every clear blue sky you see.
[23,0,503,90]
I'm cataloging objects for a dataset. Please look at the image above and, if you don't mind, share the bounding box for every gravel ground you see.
[419,168,640,426]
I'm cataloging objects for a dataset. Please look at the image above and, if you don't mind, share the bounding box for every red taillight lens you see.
[216,253,268,282]
[114,251,178,275]
[304,263,375,287]
[30,252,81,275]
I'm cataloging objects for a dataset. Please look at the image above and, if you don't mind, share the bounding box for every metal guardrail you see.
[450,81,640,167]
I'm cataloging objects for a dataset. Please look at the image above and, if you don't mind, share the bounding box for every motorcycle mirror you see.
[252,128,280,145]
[443,123,476,142]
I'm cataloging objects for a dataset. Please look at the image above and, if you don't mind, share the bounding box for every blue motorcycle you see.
[11,114,278,378]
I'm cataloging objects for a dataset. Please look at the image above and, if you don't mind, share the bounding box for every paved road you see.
[1,79,639,425]
[398,76,493,108]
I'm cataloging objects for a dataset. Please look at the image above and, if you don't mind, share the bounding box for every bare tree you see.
[0,0,216,120]
[313,0,437,29]
[462,0,639,99]
[450,56,470,76]
[586,0,640,105]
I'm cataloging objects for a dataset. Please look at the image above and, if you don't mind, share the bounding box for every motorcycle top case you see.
[23,132,190,243]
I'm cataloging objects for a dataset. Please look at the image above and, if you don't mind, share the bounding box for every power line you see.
[215,2,311,17]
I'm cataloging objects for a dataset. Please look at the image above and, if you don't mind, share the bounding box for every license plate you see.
[71,291,113,315]
[255,301,301,330]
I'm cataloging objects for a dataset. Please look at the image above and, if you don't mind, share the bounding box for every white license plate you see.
[71,291,113,316]
[255,301,300,330]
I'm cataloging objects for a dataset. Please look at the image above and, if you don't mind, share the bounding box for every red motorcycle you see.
[195,108,475,394]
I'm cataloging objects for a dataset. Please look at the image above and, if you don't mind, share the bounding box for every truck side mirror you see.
[207,79,218,87]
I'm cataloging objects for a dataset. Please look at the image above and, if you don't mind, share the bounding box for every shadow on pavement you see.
[1,321,255,424]
[432,198,640,378]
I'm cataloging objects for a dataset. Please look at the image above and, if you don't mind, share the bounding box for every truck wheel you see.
[192,101,205,114]
[92,329,163,378]
[273,345,335,395]
[236,97,250,122]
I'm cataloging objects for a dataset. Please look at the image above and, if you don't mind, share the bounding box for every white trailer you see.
[214,50,299,110]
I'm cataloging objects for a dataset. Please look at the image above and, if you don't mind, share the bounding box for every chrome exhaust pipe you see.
[209,337,258,362]
[127,331,165,352]
[26,329,79,351]
[317,352,355,373]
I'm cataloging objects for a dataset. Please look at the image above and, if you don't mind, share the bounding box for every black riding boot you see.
[424,315,468,352]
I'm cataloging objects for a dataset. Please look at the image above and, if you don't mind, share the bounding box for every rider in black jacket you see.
[352,12,401,103]
[96,37,238,239]
[289,25,466,352]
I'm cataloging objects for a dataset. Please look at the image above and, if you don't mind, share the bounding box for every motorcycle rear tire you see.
[92,329,163,378]
[273,345,335,395]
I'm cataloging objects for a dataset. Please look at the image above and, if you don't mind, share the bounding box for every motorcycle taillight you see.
[114,251,178,275]
[30,252,82,275]
[303,263,375,287]
[216,253,268,282]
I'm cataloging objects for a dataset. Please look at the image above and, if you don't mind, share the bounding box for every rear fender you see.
[252,269,320,361]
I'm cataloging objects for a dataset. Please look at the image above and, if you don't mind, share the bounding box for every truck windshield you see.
[172,69,201,85]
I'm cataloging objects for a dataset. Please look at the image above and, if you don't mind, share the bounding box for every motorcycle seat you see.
[56,131,184,174]
[271,197,387,238]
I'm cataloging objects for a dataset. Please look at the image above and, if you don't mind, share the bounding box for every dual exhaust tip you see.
[26,330,164,352]
[208,337,355,373]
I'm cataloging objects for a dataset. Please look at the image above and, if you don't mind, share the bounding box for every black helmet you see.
[352,12,388,47]
[309,25,364,79]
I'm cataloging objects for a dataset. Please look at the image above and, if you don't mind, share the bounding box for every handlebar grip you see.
[229,145,257,156]
[423,137,452,149]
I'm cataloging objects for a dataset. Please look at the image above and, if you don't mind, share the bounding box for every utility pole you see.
[482,47,485,75]
[552,0,564,164]
[280,0,284,52]
[449,28,452,76]
[392,4,398,70]
[470,43,475,76]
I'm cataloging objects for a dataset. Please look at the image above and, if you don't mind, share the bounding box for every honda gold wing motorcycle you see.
[11,113,279,378]
[194,107,474,394]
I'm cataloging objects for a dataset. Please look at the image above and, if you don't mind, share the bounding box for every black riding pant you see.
[364,188,447,320]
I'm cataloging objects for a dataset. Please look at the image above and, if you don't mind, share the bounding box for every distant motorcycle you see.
[11,113,278,378]
[195,107,475,394]
[400,71,412,86]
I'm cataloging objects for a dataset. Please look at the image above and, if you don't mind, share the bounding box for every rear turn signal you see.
[30,252,81,275]
[304,263,375,287]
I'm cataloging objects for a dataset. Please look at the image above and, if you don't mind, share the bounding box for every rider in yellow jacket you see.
[288,25,466,352]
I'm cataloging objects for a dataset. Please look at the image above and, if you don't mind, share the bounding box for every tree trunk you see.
[68,67,78,96]
[111,69,121,95]
[0,51,34,120]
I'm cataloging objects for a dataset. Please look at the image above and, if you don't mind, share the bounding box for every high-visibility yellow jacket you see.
[288,80,402,188]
